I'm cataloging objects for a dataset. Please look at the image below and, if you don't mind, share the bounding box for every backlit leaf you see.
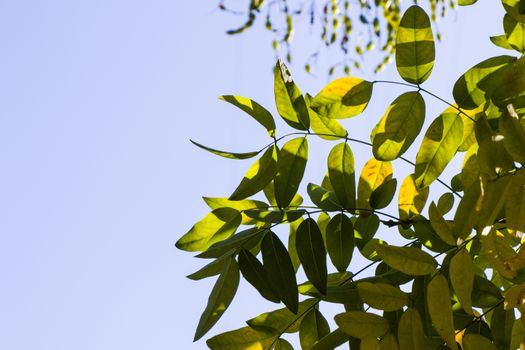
[437,192,455,215]
[326,214,354,272]
[491,303,515,350]
[490,35,514,50]
[299,309,330,349]
[219,95,276,137]
[335,311,390,339]
[296,218,328,294]
[450,248,474,314]
[309,109,348,140]
[327,142,356,210]
[274,339,293,350]
[376,245,437,276]
[288,218,302,272]
[197,227,264,259]
[398,174,429,221]
[187,255,230,281]
[203,197,269,225]
[499,105,525,163]
[459,0,478,5]
[428,202,456,246]
[426,274,458,350]
[354,214,380,249]
[238,249,280,303]
[307,183,343,211]
[504,13,525,52]
[453,180,482,239]
[369,178,397,210]
[190,139,259,160]
[247,299,317,334]
[472,274,502,308]
[398,308,425,350]
[306,329,349,350]
[275,137,308,208]
[243,209,305,224]
[357,158,393,211]
[462,334,498,350]
[506,169,525,232]
[206,326,277,350]
[357,282,409,311]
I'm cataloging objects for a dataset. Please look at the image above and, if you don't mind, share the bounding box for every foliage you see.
[179,1,525,349]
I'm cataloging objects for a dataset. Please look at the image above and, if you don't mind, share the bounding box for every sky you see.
[0,1,507,349]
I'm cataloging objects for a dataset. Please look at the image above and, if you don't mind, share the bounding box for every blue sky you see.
[0,1,505,349]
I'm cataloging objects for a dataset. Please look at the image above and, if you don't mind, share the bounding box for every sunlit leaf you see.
[176,208,242,252]
[357,282,409,311]
[326,213,354,272]
[450,248,474,314]
[459,0,478,5]
[376,245,437,276]
[247,299,317,333]
[274,137,308,208]
[357,158,393,211]
[288,218,302,272]
[327,142,356,210]
[371,92,426,161]
[206,326,277,350]
[412,218,454,253]
[398,174,429,221]
[481,228,517,280]
[307,183,343,211]
[243,209,305,224]
[203,197,269,225]
[504,13,525,52]
[197,227,264,259]
[477,176,513,230]
[462,334,498,350]
[230,145,279,200]
[219,95,276,137]
[299,309,330,349]
[426,274,458,350]
[296,218,328,294]
[503,0,525,21]
[238,249,280,303]
[190,139,260,160]
[194,257,240,341]
[490,35,514,50]
[335,311,390,339]
[398,308,425,350]
[395,5,435,84]
[369,178,397,210]
[308,105,348,140]
[311,77,373,119]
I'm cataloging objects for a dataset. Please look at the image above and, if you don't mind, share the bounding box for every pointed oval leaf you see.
[305,93,348,140]
[414,109,464,188]
[274,339,293,350]
[426,274,458,350]
[395,5,435,84]
[326,214,354,272]
[453,180,482,239]
[328,142,356,210]
[219,95,276,137]
[491,303,515,350]
[357,158,393,211]
[462,334,498,350]
[504,13,525,53]
[230,145,279,200]
[428,202,457,246]
[490,35,514,50]
[238,249,280,303]
[376,245,437,276]
[459,0,478,4]
[288,218,303,272]
[354,214,380,249]
[371,91,426,161]
[369,178,397,210]
[398,174,429,221]
[194,257,240,341]
[299,309,330,349]
[311,77,373,119]
[307,183,343,211]
[247,299,317,334]
[261,231,299,313]
[275,137,308,208]
[187,255,230,280]
[450,248,474,315]
[190,139,260,160]
[437,192,455,215]
[398,308,425,350]
[243,209,305,224]
[306,329,350,350]
[197,227,264,259]
[296,218,328,295]
[207,326,277,350]
[203,197,269,225]
[274,59,310,130]
[335,311,390,339]
[176,208,242,252]
[357,282,409,311]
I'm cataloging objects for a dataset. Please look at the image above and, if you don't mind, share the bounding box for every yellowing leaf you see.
[206,326,277,350]
[398,174,429,221]
[334,311,390,339]
[328,142,356,210]
[376,245,437,276]
[219,95,276,137]
[357,158,393,211]
[274,137,308,208]
[450,248,474,315]
[427,274,458,350]
[357,282,409,311]
[296,218,328,294]
[398,308,425,350]
[307,96,348,139]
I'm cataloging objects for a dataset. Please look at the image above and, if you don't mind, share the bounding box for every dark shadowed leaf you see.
[369,178,397,209]
[450,248,474,315]
[437,192,455,215]
[506,169,525,232]
[398,308,425,350]
[306,329,349,350]
[203,197,269,225]
[504,13,525,52]
[426,274,457,350]
[274,338,294,350]
[357,158,393,211]
[428,202,456,246]
[499,105,525,163]
[238,249,280,303]
[219,95,276,137]
[377,245,437,276]
[307,183,343,211]
[328,142,356,210]
[354,214,380,249]
[491,303,514,350]
[326,214,354,273]
[296,218,328,294]
[462,334,498,350]
[187,255,231,281]
[274,137,308,208]
[243,209,305,224]
[190,139,260,160]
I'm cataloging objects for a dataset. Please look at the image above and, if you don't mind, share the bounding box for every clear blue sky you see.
[0,1,504,349]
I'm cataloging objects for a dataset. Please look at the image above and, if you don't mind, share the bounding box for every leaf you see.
[176,208,242,252]
[247,299,317,334]
[238,249,280,303]
[500,105,525,163]
[398,174,429,221]
[450,248,474,315]
[203,197,269,225]
[327,142,356,210]
[298,272,353,295]
[472,274,502,308]
[357,158,393,211]
[243,209,305,224]
[187,255,230,280]
[426,274,458,350]
[437,192,454,215]
[491,304,515,350]
[334,311,390,339]
[414,108,464,188]
[197,227,264,259]
[274,59,310,130]
[428,202,457,246]
[190,139,260,160]
[296,218,328,295]
[395,5,435,84]
[326,214,354,273]
[357,282,409,311]
[490,35,514,50]
[459,0,478,4]
[360,336,380,349]
[379,333,400,350]
[481,228,517,280]
[288,218,302,272]
[306,329,349,350]
[299,309,330,349]
[309,110,348,140]
[274,339,293,350]
[462,334,498,350]
[376,245,437,276]
[354,214,380,249]
[398,308,425,350]
[219,95,276,137]
[371,91,426,161]
[230,145,279,200]
[261,231,299,313]
[453,180,482,239]
[307,183,343,211]
[274,137,308,208]
[311,77,373,119]
[206,326,277,350]
[503,0,525,21]
[504,13,525,52]
[369,178,397,210]
[506,169,525,232]
[194,257,240,341]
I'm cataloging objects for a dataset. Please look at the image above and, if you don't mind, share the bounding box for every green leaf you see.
[311,77,373,119]
[472,274,502,308]
[504,13,525,52]
[491,303,515,350]
[379,333,400,350]
[395,5,435,84]
[300,282,360,305]
[426,274,458,350]
[398,174,429,221]
[187,255,230,280]
[490,35,514,50]
[274,137,308,208]
[357,158,393,211]
[437,192,455,215]
[247,299,317,334]
[243,209,305,224]
[450,248,474,315]
[308,109,348,141]
[360,336,380,349]
[462,334,498,350]
[238,249,280,303]
[326,214,354,273]
[197,227,264,259]
[274,339,293,350]
[274,59,310,130]
[354,214,380,249]
[371,91,426,161]
[503,0,525,21]
[288,218,302,272]
[357,282,409,311]
[307,183,343,211]
[500,105,525,163]
[190,139,260,160]
[194,257,240,341]
[306,329,349,350]
[299,309,330,349]
[453,181,482,239]
[230,145,279,200]
[219,95,276,137]
[414,108,464,188]
[506,169,525,232]
[369,178,397,210]
[327,142,356,210]
[261,231,299,313]
[459,0,478,4]
[335,311,390,339]
[376,245,437,276]
[296,218,328,295]
[398,308,425,350]
[428,202,457,246]
[176,208,242,252]
[203,197,269,225]
[206,326,277,350]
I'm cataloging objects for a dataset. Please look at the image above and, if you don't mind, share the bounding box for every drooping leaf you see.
[308,107,348,141]
[243,209,305,224]
[206,326,277,350]
[426,274,458,350]
[296,218,328,294]
[307,183,343,211]
[190,139,260,160]
[229,145,279,200]
[395,5,435,84]
[274,59,310,130]
[357,158,393,211]
[376,245,437,276]
[414,108,464,188]
[238,249,280,303]
[247,298,317,334]
[194,257,240,341]
[203,197,269,225]
[371,91,426,161]
[219,95,276,137]
[369,178,397,210]
[326,214,354,273]
[357,282,409,311]
[176,208,242,252]
[299,308,331,349]
[428,202,457,246]
[327,142,356,210]
[450,248,474,315]
[477,134,515,179]
[311,77,373,119]
[398,174,429,221]
[261,231,299,313]
[274,137,308,208]
[197,227,264,259]
[504,13,525,52]
[398,308,425,350]
[335,311,390,339]
[462,334,498,350]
